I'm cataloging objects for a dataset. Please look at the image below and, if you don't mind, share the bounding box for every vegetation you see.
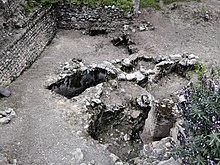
[24,0,201,13]
[67,0,133,11]
[140,0,160,9]
[140,0,201,9]
[163,0,201,4]
[24,0,133,12]
[174,64,220,165]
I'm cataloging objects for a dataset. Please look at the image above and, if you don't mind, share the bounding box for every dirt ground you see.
[0,0,220,164]
[136,0,220,65]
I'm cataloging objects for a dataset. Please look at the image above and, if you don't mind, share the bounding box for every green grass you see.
[68,0,133,11]
[140,0,201,9]
[163,0,200,5]
[24,0,133,12]
[140,0,160,9]
[24,0,201,13]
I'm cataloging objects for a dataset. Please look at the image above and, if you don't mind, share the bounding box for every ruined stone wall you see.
[0,2,131,86]
[0,0,27,50]
[0,5,56,86]
[56,3,131,30]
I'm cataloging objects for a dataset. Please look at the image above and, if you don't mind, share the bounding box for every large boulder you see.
[141,99,176,143]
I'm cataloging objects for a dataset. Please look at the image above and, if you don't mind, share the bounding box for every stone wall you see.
[0,5,56,86]
[0,2,131,86]
[0,0,27,50]
[56,3,132,30]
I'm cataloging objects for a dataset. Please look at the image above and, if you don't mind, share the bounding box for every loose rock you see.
[157,157,179,165]
[0,108,16,125]
[131,110,141,119]
[126,73,136,81]
[0,87,11,97]
[169,54,182,61]
[71,148,84,163]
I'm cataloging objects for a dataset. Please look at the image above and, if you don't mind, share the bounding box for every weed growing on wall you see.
[174,64,220,164]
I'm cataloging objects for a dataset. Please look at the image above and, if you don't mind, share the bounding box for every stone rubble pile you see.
[133,137,179,165]
[0,152,16,165]
[57,58,84,79]
[0,108,16,124]
[123,21,155,33]
[56,52,198,85]
[115,53,198,85]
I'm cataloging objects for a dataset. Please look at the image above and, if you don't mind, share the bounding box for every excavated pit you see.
[47,52,197,163]
[88,105,146,162]
[48,71,152,162]
[87,81,152,162]
[87,27,108,36]
[47,68,109,98]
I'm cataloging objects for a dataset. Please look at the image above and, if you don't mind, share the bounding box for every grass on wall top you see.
[24,0,201,13]
[140,0,201,9]
[24,0,133,12]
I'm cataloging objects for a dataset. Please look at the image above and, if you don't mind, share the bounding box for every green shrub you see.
[175,65,220,165]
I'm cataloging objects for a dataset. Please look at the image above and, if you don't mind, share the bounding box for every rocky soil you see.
[0,0,220,164]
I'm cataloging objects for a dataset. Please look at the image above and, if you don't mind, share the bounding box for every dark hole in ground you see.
[120,64,134,73]
[87,99,151,162]
[47,68,108,98]
[88,27,108,36]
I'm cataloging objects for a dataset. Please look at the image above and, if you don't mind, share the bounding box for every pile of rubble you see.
[0,152,16,165]
[0,108,16,124]
[53,52,198,86]
[123,21,155,33]
[0,88,16,125]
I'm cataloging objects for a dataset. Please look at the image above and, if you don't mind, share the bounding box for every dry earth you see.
[0,0,220,164]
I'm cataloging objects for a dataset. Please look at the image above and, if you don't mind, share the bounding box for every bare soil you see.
[135,0,220,65]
